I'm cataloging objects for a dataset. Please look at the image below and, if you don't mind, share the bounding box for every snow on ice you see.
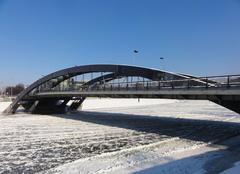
[1,99,240,174]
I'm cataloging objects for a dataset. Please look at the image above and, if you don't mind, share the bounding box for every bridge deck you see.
[28,87,240,100]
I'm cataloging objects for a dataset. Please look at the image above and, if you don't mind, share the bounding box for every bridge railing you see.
[198,74,240,88]
[37,74,240,93]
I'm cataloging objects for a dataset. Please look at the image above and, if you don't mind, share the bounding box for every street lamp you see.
[159,57,165,70]
[133,50,139,65]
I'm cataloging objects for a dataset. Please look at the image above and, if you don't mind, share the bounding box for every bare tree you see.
[5,84,25,96]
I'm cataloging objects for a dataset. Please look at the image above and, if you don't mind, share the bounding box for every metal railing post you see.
[206,77,208,89]
[187,79,190,89]
[227,76,230,89]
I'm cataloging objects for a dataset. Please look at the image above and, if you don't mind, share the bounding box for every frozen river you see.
[0,99,240,174]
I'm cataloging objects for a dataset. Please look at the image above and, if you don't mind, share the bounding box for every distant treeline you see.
[4,84,25,96]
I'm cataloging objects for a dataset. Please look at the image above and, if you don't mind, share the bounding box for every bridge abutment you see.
[30,99,68,114]
[212,99,240,115]
[19,97,86,114]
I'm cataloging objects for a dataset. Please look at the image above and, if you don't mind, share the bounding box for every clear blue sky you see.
[0,0,240,86]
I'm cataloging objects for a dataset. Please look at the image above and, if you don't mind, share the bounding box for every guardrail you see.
[37,74,240,93]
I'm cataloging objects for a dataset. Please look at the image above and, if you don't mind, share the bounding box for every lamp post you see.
[160,57,165,70]
[10,86,12,97]
[133,50,139,65]
[0,81,3,96]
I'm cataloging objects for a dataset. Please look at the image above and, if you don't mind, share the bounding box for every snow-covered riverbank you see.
[0,101,11,112]
[0,99,240,174]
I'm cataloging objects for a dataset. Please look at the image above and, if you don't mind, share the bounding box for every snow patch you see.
[0,102,11,112]
[82,98,177,110]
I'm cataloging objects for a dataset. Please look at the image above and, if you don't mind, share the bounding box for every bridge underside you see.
[21,97,85,114]
[21,91,240,114]
[211,100,240,115]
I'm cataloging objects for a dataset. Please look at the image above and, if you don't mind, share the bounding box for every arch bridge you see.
[3,64,240,114]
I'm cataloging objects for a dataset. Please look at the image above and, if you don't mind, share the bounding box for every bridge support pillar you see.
[28,101,40,113]
[69,97,86,112]
[22,101,35,111]
[30,99,69,114]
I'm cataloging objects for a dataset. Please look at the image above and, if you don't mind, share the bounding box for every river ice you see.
[0,99,240,174]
